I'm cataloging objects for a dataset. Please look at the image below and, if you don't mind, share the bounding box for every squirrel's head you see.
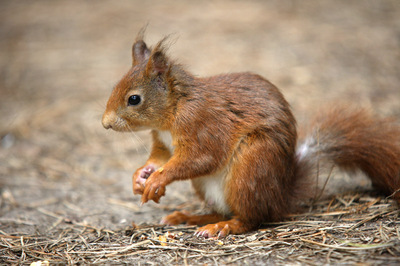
[102,34,176,132]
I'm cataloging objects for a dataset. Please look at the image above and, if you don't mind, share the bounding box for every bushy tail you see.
[296,107,400,202]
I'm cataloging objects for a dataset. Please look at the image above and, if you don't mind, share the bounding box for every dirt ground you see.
[1,0,399,264]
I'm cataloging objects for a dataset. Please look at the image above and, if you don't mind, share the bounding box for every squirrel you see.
[102,31,400,238]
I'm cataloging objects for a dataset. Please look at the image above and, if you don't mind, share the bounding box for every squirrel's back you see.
[185,72,295,133]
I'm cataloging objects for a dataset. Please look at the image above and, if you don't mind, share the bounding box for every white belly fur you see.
[191,167,231,216]
[156,130,231,216]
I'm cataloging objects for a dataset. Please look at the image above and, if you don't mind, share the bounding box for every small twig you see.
[183,248,188,266]
[346,210,390,232]
[316,165,335,202]
[313,128,321,204]
[107,198,140,211]
[386,188,400,200]
[0,218,35,226]
[105,240,152,257]
[228,252,254,263]
[37,208,64,220]
[301,238,394,251]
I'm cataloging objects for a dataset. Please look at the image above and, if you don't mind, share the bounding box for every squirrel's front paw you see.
[132,165,156,195]
[141,171,167,204]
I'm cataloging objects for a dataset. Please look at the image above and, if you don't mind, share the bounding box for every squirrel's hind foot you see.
[195,218,252,238]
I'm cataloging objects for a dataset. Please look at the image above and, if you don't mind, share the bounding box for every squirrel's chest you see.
[157,130,231,216]
[158,130,175,153]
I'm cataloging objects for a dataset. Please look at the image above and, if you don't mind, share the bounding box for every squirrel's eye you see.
[128,95,141,106]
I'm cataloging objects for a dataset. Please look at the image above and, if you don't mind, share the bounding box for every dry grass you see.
[1,193,399,264]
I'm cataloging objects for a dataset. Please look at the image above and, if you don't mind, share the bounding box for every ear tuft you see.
[136,24,147,41]
[146,36,171,76]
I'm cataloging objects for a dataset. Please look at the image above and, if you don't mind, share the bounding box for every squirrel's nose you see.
[102,121,112,129]
[102,111,115,129]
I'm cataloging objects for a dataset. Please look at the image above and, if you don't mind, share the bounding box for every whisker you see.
[125,124,150,155]
[96,99,107,110]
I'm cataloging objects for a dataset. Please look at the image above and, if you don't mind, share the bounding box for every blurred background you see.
[0,0,399,233]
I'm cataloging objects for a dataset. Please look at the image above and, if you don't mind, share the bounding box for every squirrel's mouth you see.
[102,111,154,132]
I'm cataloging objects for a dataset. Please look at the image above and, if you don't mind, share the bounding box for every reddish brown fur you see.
[300,107,400,202]
[102,33,400,237]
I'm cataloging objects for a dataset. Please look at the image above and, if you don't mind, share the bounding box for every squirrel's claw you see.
[141,171,167,204]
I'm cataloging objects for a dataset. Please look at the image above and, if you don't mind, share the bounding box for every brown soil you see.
[1,0,399,264]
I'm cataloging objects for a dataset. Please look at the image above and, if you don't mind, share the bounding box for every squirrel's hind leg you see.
[194,132,296,238]
[160,211,226,226]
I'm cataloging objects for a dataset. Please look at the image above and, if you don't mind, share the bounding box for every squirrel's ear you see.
[132,40,150,66]
[132,26,150,65]
[146,51,168,75]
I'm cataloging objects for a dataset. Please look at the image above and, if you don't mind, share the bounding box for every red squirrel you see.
[102,32,400,238]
